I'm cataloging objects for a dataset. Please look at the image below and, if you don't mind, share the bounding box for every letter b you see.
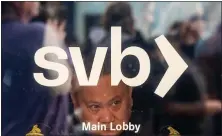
[111,27,150,86]
[123,122,128,130]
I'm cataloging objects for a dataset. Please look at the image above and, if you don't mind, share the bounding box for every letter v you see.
[69,47,108,86]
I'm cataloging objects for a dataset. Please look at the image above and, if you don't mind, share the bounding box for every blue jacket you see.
[2,20,69,136]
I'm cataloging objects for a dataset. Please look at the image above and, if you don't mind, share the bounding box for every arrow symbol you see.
[154,35,188,98]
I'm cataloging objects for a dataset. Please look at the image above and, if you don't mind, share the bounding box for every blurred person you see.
[2,1,40,23]
[31,2,76,135]
[32,2,73,63]
[87,2,155,57]
[195,23,222,136]
[179,21,202,59]
[2,2,72,136]
[165,16,205,60]
[189,15,205,37]
[188,15,207,57]
[32,2,67,43]
[148,21,204,134]
[32,4,81,133]
[151,21,221,135]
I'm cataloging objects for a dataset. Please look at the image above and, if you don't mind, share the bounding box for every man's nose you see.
[99,108,114,123]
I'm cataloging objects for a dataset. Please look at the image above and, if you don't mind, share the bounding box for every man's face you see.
[72,75,133,136]
[191,20,205,37]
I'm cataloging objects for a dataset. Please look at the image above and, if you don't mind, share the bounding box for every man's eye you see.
[88,105,100,112]
[112,100,121,106]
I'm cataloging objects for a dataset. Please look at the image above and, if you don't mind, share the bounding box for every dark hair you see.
[32,3,67,25]
[2,2,13,14]
[102,2,133,34]
[169,21,183,31]
[168,21,183,36]
[189,15,205,23]
[1,2,21,20]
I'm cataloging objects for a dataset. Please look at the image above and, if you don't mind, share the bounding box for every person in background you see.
[164,16,205,61]
[32,2,67,44]
[178,20,202,59]
[87,2,156,57]
[2,1,40,23]
[2,2,72,136]
[195,23,222,136]
[151,21,221,135]
[33,3,81,134]
[32,2,78,68]
[189,15,205,38]
[188,15,207,58]
[32,2,76,135]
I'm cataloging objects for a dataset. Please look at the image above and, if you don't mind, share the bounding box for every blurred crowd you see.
[2,2,221,136]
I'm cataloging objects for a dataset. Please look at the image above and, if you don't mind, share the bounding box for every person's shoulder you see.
[2,21,45,37]
[24,22,46,45]
[2,22,46,53]
[18,22,46,54]
[11,22,46,44]
[25,22,45,35]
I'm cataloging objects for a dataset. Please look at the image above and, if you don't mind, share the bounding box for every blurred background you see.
[62,2,221,46]
[2,1,221,136]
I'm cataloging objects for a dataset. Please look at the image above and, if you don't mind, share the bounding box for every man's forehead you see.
[97,74,112,86]
[72,74,130,97]
[79,75,129,95]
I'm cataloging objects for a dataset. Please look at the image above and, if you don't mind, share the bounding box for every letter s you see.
[33,46,69,87]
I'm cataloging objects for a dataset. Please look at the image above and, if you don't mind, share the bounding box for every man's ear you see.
[70,92,79,109]
[70,75,81,108]
[70,92,83,121]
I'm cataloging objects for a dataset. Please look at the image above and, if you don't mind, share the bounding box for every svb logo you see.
[33,27,188,98]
